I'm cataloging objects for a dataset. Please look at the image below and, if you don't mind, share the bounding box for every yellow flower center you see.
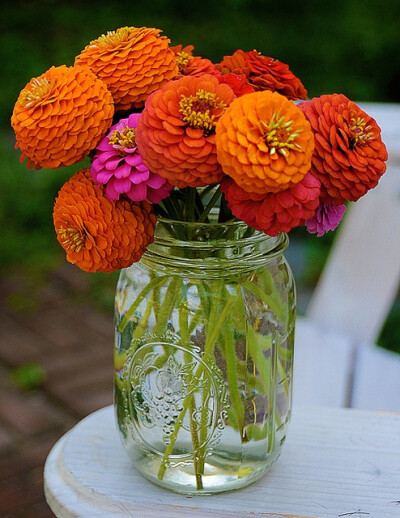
[349,116,373,147]
[176,51,192,73]
[109,127,136,149]
[179,89,227,135]
[58,227,85,253]
[259,112,302,157]
[93,27,131,47]
[19,78,53,107]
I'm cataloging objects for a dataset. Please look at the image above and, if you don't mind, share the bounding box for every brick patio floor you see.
[0,264,115,517]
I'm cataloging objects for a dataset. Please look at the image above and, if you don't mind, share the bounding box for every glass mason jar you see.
[114,217,296,495]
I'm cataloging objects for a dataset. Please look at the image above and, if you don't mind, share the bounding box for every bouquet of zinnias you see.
[11,26,390,495]
[11,26,388,273]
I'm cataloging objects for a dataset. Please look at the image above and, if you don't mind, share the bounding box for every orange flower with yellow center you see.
[215,91,314,194]
[75,26,178,112]
[11,65,114,169]
[53,169,156,273]
[299,94,388,203]
[136,74,235,188]
[179,89,227,135]
[171,44,221,78]
[176,50,192,72]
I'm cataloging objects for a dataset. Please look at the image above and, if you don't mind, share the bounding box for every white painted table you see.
[44,404,400,518]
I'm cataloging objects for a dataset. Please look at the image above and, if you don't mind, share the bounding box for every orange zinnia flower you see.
[300,94,388,204]
[215,91,314,195]
[171,44,221,77]
[11,65,114,169]
[218,50,307,101]
[53,169,156,273]
[75,26,178,112]
[136,74,235,188]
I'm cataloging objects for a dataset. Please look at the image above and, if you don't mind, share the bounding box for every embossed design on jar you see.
[124,341,222,457]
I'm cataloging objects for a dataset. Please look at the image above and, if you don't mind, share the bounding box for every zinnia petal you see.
[75,26,178,111]
[90,112,170,204]
[11,65,114,169]
[171,44,221,78]
[127,183,148,201]
[129,170,150,184]
[125,154,144,167]
[216,90,314,194]
[217,50,307,101]
[136,74,236,188]
[221,173,321,236]
[53,169,156,273]
[305,202,346,237]
[299,94,388,203]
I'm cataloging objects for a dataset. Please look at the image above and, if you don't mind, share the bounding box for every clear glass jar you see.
[114,218,296,494]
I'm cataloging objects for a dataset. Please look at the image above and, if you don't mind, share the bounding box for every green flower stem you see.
[185,187,197,222]
[274,407,283,431]
[236,362,265,394]
[198,187,221,223]
[242,279,286,326]
[278,343,293,360]
[157,284,237,481]
[152,276,181,336]
[154,203,169,219]
[152,277,162,321]
[194,192,206,220]
[197,284,247,474]
[218,192,233,222]
[246,325,271,396]
[267,332,278,453]
[246,323,279,446]
[196,281,210,318]
[196,376,212,476]
[276,333,290,396]
[258,268,289,325]
[221,289,245,434]
[118,275,169,333]
[187,306,203,335]
[161,196,181,220]
[178,292,203,490]
[203,281,236,353]
[186,279,223,477]
[132,296,153,339]
[199,184,216,199]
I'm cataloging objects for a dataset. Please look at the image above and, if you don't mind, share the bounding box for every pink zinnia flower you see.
[90,113,172,203]
[305,202,346,237]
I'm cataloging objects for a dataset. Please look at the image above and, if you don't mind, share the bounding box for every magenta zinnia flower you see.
[90,113,172,203]
[305,202,346,237]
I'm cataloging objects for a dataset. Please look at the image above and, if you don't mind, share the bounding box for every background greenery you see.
[1,0,399,350]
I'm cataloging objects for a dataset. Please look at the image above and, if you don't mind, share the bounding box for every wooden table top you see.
[44,403,400,518]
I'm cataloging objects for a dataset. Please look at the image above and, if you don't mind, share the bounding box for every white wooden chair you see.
[293,102,400,411]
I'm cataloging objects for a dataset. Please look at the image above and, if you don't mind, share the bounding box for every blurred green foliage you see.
[2,0,400,128]
[378,300,400,352]
[9,362,46,391]
[1,0,399,345]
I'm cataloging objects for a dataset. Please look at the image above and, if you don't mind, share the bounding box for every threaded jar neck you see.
[140,217,289,276]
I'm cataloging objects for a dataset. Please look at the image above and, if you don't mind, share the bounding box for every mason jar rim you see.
[141,216,289,268]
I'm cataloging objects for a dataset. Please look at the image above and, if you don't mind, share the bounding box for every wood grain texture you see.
[44,404,400,518]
